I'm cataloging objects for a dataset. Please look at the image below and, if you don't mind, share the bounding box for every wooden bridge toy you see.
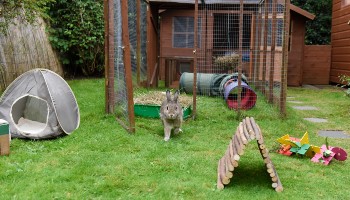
[216,117,283,192]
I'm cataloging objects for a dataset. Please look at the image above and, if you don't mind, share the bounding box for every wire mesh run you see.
[110,0,149,131]
[106,0,290,131]
[112,0,131,129]
[192,0,288,114]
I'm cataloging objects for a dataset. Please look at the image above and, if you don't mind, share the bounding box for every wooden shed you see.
[330,0,350,84]
[151,1,314,87]
[287,4,315,86]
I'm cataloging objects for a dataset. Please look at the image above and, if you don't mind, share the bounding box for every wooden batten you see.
[121,0,135,133]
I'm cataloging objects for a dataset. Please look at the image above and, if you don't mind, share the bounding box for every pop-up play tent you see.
[0,69,80,139]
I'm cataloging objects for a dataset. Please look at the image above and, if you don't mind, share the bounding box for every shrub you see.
[339,75,350,97]
[46,0,104,77]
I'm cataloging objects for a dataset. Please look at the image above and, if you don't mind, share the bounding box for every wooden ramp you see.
[217,117,283,192]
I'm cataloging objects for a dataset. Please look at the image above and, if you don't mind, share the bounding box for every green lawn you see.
[1,79,349,199]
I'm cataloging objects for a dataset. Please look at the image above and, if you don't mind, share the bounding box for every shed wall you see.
[287,13,305,86]
[330,0,350,83]
[159,9,195,81]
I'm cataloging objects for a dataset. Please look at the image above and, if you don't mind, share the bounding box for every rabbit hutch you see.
[104,0,290,132]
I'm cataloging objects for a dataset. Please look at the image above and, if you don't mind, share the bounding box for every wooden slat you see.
[332,55,350,62]
[331,4,350,19]
[332,38,350,47]
[332,13,350,26]
[332,46,350,55]
[332,30,350,40]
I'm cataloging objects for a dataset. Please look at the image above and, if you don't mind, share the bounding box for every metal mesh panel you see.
[113,0,148,128]
[127,0,148,85]
[128,1,138,83]
[113,0,130,126]
[195,0,287,114]
[140,0,148,82]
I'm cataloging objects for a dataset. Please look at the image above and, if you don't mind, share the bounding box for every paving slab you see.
[302,84,320,90]
[304,118,327,123]
[318,130,350,139]
[292,106,318,110]
[287,101,303,104]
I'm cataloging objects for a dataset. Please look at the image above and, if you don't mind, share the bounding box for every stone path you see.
[304,118,328,123]
[292,106,318,110]
[318,130,350,139]
[287,86,349,139]
[287,100,303,104]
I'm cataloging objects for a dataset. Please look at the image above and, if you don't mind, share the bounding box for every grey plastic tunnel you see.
[179,72,256,110]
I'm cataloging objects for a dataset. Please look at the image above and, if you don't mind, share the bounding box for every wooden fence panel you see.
[302,45,331,85]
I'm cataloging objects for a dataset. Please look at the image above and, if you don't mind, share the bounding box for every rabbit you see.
[160,90,183,141]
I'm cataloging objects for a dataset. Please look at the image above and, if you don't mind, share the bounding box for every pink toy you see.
[311,145,335,165]
[311,145,347,165]
[332,147,348,161]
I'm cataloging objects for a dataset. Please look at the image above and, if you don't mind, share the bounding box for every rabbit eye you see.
[175,106,177,110]
[166,106,168,110]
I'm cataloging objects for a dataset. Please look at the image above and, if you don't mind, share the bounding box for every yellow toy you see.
[277,132,320,158]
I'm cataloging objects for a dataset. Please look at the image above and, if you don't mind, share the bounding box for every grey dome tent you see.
[0,69,80,139]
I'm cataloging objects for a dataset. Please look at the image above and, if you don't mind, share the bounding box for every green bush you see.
[46,0,104,76]
[291,0,332,45]
[339,75,350,97]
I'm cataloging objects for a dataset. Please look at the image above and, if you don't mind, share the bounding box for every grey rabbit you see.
[160,90,183,141]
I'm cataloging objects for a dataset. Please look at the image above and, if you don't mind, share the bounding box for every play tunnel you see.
[179,72,257,110]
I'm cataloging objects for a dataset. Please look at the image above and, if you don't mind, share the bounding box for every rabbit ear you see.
[166,90,172,101]
[173,90,179,102]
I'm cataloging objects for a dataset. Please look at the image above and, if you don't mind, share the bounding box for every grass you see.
[1,79,350,199]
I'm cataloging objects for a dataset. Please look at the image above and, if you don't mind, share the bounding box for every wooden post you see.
[0,119,10,156]
[104,0,109,113]
[104,0,115,114]
[193,0,198,119]
[237,0,244,113]
[250,14,255,79]
[268,0,277,103]
[255,7,263,88]
[121,0,135,133]
[136,0,141,85]
[280,0,290,117]
[262,0,269,95]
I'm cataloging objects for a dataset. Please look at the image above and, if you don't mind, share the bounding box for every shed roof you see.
[290,4,315,20]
